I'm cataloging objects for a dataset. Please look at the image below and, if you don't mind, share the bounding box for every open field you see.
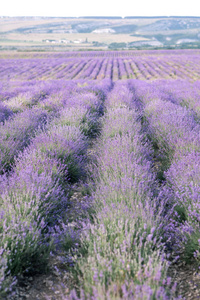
[1,32,148,44]
[0,49,200,299]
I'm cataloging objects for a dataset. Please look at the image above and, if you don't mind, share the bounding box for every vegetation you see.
[1,50,200,299]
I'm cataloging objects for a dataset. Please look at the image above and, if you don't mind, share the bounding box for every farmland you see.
[0,49,200,299]
[1,16,200,51]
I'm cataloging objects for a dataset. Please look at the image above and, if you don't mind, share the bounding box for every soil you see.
[10,254,70,300]
[168,260,200,299]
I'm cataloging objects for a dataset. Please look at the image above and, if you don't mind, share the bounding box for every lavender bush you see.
[0,102,13,123]
[66,81,176,299]
[0,108,48,173]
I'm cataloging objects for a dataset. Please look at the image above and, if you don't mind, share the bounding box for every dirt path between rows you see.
[168,259,200,299]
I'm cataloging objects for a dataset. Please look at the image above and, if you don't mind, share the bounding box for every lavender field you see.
[0,49,200,299]
[1,49,200,81]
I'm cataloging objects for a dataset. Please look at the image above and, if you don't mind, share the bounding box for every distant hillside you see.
[0,16,200,51]
[138,18,200,32]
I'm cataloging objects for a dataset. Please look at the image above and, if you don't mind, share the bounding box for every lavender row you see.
[0,122,86,298]
[0,80,111,298]
[0,79,109,174]
[0,80,77,112]
[0,108,48,174]
[152,80,200,119]
[131,80,200,262]
[0,80,81,174]
[0,102,13,123]
[66,81,177,299]
[1,49,200,59]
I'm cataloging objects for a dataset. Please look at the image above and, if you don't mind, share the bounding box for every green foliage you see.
[183,231,200,263]
[108,43,127,49]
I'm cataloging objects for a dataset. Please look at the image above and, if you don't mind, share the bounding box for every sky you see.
[0,0,199,17]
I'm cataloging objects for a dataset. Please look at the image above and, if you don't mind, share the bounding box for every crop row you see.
[65,81,177,299]
[1,52,200,81]
[131,80,200,262]
[0,79,112,297]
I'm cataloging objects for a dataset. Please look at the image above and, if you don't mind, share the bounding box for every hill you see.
[1,16,200,51]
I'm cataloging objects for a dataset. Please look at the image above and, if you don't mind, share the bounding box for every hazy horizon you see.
[1,15,200,18]
[1,0,199,18]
